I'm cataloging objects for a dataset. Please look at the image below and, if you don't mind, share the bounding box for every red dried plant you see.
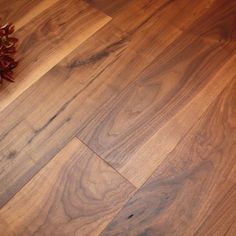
[0,22,18,83]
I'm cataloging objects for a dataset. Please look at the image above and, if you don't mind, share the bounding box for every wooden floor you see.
[0,0,235,235]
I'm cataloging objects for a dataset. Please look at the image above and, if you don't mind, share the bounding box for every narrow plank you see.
[0,0,111,112]
[0,121,36,205]
[0,0,59,30]
[77,32,235,173]
[109,0,183,33]
[0,138,135,236]
[101,76,236,236]
[184,0,236,43]
[84,0,127,17]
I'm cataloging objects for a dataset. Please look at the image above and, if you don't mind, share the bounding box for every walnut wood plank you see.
[110,0,183,33]
[119,56,236,187]
[101,77,236,236]
[0,0,211,126]
[0,1,235,235]
[85,0,127,17]
[77,34,235,175]
[0,0,209,126]
[184,0,236,43]
[0,0,59,30]
[0,23,125,132]
[0,0,196,207]
[0,138,135,236]
[0,0,111,112]
[0,20,134,208]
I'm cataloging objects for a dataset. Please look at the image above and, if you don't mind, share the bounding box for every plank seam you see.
[75,136,137,189]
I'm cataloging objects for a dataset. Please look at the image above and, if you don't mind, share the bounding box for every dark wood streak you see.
[68,36,128,68]
[27,50,124,145]
[185,0,236,43]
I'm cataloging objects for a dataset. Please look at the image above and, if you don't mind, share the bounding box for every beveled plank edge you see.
[77,137,137,189]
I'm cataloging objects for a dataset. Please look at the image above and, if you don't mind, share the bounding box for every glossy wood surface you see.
[0,0,235,235]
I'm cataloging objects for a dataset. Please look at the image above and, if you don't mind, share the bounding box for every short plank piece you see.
[101,77,236,236]
[0,138,135,236]
[0,0,111,112]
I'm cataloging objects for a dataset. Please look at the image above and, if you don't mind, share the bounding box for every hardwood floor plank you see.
[0,1,235,234]
[0,0,228,208]
[0,20,135,208]
[0,23,125,132]
[0,138,135,236]
[184,0,236,43]
[84,0,127,17]
[77,33,235,177]
[118,56,236,187]
[109,0,182,33]
[100,76,236,236]
[0,0,211,122]
[0,0,195,206]
[0,0,59,29]
[0,0,111,112]
[0,0,210,125]
[0,120,37,206]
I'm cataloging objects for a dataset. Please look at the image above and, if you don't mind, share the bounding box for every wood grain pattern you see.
[77,31,235,172]
[0,0,59,30]
[0,17,132,207]
[0,0,194,207]
[0,0,111,112]
[184,0,236,43]
[0,0,236,234]
[109,0,184,33]
[119,56,236,187]
[101,76,236,236]
[85,0,127,16]
[0,138,135,236]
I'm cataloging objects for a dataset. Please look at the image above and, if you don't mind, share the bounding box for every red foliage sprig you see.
[0,23,18,83]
